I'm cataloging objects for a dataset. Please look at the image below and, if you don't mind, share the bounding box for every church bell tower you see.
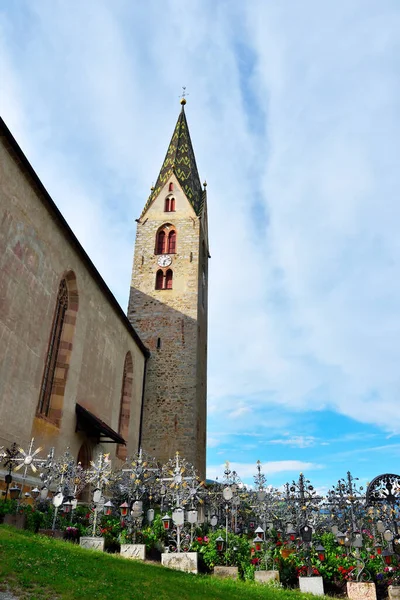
[128,100,209,479]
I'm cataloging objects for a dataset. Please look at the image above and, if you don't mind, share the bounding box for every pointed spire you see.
[140,102,203,217]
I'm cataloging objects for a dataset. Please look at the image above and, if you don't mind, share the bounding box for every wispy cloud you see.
[269,436,318,449]
[206,437,220,449]
[207,460,325,483]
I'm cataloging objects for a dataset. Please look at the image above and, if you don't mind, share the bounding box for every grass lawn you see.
[0,526,321,600]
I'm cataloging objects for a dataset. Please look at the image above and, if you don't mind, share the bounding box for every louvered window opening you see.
[166,269,173,289]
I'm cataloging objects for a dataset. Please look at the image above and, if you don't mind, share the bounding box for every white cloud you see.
[229,405,252,419]
[207,437,220,449]
[269,436,317,449]
[207,460,324,482]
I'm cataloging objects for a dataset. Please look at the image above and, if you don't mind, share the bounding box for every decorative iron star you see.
[87,453,112,490]
[12,438,43,474]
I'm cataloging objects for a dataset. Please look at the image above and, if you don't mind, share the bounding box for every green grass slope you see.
[0,526,320,600]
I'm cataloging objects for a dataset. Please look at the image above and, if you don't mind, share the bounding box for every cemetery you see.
[1,439,400,599]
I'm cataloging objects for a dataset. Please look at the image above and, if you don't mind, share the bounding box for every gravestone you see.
[161,552,198,574]
[255,570,280,584]
[347,582,377,600]
[79,537,105,551]
[213,566,238,579]
[299,576,325,596]
[389,586,400,600]
[3,514,26,529]
[120,544,146,560]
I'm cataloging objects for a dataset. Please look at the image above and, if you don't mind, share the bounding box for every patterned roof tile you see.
[141,105,203,217]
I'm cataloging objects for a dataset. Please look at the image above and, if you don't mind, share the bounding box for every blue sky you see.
[1,1,400,491]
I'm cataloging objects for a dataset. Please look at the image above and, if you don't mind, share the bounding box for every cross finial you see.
[180,86,188,105]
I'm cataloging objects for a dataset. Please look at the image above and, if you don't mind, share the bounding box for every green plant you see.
[242,563,255,581]
[265,578,284,589]
[0,499,17,520]
[22,505,46,532]
[194,530,251,579]
[99,515,122,552]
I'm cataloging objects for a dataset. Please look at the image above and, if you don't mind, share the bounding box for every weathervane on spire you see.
[180,86,188,105]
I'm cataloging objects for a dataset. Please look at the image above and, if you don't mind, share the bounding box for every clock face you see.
[157,254,172,267]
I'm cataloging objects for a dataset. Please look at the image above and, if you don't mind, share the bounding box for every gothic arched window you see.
[37,272,78,425]
[168,231,176,253]
[155,269,164,290]
[155,225,176,255]
[117,352,133,460]
[37,279,68,418]
[164,197,175,212]
[166,269,173,290]
[169,182,174,192]
[156,230,166,254]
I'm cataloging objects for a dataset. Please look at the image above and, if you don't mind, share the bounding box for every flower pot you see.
[281,548,295,558]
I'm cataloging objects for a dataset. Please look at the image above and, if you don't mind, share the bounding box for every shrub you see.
[192,530,251,578]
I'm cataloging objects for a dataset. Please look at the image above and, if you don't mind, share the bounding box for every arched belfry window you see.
[117,352,133,460]
[165,197,175,212]
[166,269,173,290]
[168,230,176,253]
[155,224,177,255]
[155,269,164,290]
[155,269,173,290]
[156,230,166,254]
[37,272,78,425]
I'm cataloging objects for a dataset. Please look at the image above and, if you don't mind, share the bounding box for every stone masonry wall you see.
[0,132,146,463]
